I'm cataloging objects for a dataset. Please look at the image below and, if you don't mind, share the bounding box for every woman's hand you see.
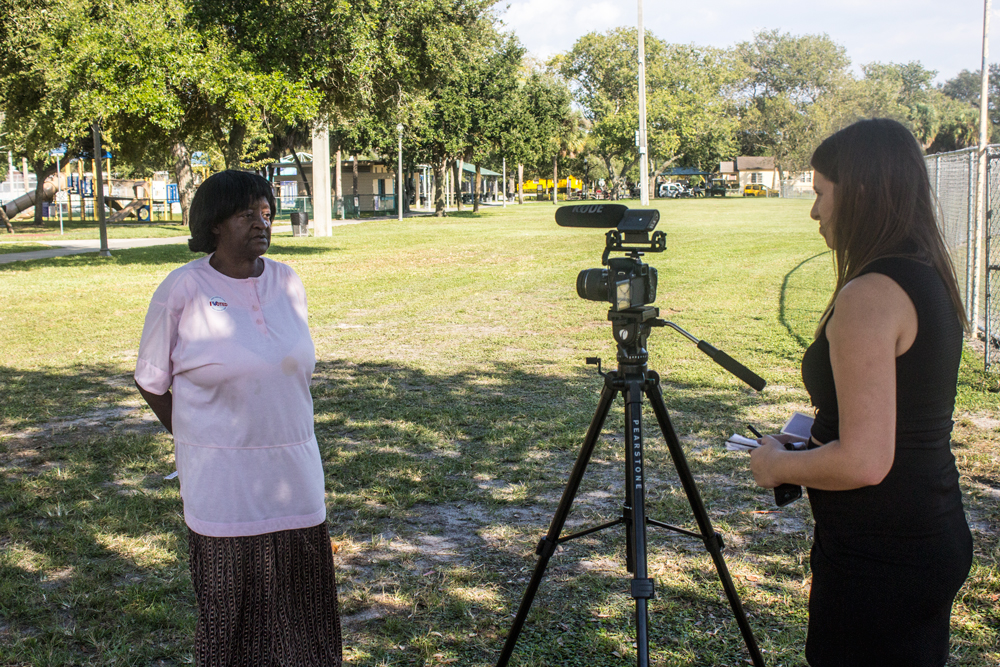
[749,435,795,488]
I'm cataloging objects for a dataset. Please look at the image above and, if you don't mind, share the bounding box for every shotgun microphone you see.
[556,204,660,232]
[555,204,630,228]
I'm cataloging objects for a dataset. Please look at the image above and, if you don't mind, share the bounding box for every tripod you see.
[496,306,767,667]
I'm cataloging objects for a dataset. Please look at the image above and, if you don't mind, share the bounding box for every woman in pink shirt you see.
[135,170,341,666]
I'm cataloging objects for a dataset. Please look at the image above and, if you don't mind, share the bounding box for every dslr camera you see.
[556,204,665,312]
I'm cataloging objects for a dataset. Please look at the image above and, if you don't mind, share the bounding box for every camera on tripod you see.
[498,204,770,667]
[556,204,666,312]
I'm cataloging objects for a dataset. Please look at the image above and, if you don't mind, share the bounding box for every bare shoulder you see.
[829,273,917,351]
[837,272,911,310]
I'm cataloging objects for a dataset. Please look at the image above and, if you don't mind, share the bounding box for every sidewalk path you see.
[0,236,192,264]
[0,221,323,265]
[0,213,434,265]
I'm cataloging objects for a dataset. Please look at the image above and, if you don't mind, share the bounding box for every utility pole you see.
[637,0,649,205]
[92,122,111,258]
[972,0,991,336]
[397,124,404,222]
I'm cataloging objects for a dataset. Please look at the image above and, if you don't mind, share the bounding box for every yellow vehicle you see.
[743,184,771,197]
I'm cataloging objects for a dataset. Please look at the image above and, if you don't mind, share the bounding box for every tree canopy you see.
[1,4,998,228]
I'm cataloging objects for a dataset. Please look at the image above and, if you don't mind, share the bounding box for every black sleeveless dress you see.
[801,256,973,667]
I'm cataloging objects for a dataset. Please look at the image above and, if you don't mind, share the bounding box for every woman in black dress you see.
[750,118,973,666]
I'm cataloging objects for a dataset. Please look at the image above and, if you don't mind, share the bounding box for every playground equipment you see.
[107,180,151,223]
[2,177,58,222]
[0,175,155,232]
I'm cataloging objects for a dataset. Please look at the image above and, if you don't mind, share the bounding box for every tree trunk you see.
[222,122,246,169]
[552,155,558,205]
[171,140,195,227]
[293,151,312,198]
[352,156,358,196]
[31,160,55,226]
[453,158,463,211]
[1,205,11,233]
[517,164,524,205]
[433,160,446,217]
[473,164,481,212]
[603,156,617,200]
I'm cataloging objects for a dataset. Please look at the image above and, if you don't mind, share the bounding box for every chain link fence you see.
[926,147,999,370]
[986,150,1000,369]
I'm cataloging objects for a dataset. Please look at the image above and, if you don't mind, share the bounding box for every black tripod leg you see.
[623,377,653,667]
[644,375,766,667]
[495,378,619,667]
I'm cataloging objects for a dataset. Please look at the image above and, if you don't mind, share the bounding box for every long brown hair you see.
[810,118,969,333]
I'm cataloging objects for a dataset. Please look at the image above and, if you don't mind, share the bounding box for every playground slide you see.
[4,178,57,219]
[108,199,147,223]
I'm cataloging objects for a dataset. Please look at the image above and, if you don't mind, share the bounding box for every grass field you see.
[1,199,997,666]
[0,242,51,254]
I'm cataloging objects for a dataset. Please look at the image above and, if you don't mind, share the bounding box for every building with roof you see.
[268,154,505,214]
[718,157,814,197]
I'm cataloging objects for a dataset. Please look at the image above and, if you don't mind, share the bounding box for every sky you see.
[499,0,1000,84]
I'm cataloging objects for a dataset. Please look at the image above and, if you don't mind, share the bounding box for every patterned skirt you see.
[188,521,342,667]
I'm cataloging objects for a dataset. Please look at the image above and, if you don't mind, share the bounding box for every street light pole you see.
[502,157,507,208]
[92,122,111,258]
[637,0,649,205]
[55,154,63,234]
[397,124,404,222]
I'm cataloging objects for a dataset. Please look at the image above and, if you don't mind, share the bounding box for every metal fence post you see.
[969,149,977,317]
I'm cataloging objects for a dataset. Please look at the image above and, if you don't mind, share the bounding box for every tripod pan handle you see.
[696,341,766,391]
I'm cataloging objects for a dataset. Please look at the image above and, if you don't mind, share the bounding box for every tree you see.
[938,65,1000,145]
[518,71,575,198]
[735,30,851,178]
[557,28,740,198]
[0,0,319,229]
[193,0,496,212]
[851,61,981,152]
[0,0,95,227]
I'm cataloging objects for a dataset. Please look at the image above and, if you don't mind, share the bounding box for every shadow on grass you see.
[0,357,777,665]
[0,362,137,430]
[4,359,994,664]
[778,251,831,351]
[308,359,798,665]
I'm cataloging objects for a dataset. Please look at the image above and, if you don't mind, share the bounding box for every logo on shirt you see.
[209,296,228,311]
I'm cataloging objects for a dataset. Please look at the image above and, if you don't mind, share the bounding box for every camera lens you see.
[577,268,609,302]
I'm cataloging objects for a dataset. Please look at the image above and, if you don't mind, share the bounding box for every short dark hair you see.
[188,170,277,253]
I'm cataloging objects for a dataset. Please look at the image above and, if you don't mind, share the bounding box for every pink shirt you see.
[135,254,326,537]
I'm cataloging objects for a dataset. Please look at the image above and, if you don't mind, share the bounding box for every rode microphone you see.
[555,204,630,228]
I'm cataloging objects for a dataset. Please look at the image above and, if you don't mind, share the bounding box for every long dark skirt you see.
[188,521,342,667]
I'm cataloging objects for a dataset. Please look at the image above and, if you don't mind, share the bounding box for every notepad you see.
[781,412,814,441]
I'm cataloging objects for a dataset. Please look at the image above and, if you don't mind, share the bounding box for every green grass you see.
[0,242,51,254]
[1,199,997,666]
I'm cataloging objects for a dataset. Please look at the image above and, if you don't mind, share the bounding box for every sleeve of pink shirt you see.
[135,271,183,395]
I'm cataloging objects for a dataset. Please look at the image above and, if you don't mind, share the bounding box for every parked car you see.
[658,182,682,198]
[743,184,771,197]
[706,182,727,197]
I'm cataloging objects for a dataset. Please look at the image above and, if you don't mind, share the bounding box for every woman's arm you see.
[750,272,917,491]
[135,381,173,435]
